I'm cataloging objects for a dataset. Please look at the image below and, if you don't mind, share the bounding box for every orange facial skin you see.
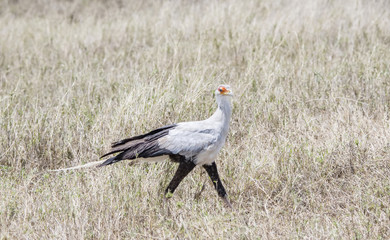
[218,86,229,94]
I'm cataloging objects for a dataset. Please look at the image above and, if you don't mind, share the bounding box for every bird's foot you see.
[162,195,172,216]
[194,180,207,200]
[222,195,233,209]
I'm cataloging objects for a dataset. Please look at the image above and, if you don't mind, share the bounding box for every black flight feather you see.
[99,124,177,163]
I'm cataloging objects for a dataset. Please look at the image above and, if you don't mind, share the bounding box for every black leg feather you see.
[203,162,232,207]
[165,161,196,197]
[203,162,227,197]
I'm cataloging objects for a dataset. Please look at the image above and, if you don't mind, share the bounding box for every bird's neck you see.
[210,96,232,125]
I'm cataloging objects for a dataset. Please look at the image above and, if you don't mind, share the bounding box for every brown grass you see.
[1,0,390,238]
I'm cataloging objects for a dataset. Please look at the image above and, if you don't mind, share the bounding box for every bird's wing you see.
[99,121,219,167]
[158,121,219,157]
[99,124,177,166]
[100,124,177,158]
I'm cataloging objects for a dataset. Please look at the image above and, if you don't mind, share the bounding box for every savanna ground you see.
[1,0,390,239]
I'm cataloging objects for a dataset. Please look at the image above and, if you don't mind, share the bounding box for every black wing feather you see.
[100,124,177,161]
[110,124,177,148]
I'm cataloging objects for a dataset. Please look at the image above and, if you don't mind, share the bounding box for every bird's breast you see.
[193,137,226,165]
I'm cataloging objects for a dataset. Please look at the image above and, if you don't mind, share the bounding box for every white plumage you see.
[159,86,232,165]
[54,85,234,207]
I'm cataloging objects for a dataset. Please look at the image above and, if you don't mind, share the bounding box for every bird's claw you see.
[222,195,233,209]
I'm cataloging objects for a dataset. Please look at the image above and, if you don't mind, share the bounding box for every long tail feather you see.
[49,159,107,172]
[97,157,119,167]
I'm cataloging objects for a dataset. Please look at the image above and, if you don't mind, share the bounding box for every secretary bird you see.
[53,85,233,207]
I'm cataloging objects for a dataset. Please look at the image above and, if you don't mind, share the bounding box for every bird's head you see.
[215,85,233,97]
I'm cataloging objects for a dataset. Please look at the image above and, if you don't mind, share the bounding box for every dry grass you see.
[1,0,390,238]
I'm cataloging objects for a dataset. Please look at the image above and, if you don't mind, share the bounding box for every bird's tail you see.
[49,159,108,172]
[97,157,120,167]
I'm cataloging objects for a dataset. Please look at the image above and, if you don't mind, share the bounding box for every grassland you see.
[1,0,390,238]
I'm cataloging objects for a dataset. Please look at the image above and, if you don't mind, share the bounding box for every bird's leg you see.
[165,161,196,198]
[194,179,207,200]
[203,162,232,208]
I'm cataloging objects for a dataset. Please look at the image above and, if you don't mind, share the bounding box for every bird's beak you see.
[222,89,233,96]
[221,89,230,95]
